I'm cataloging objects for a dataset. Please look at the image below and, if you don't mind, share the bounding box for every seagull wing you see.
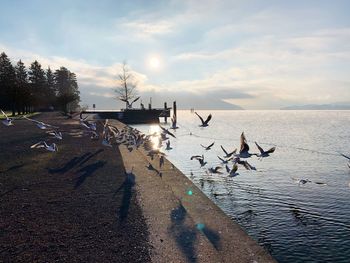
[208,142,215,148]
[225,165,230,173]
[204,114,212,125]
[30,141,45,148]
[1,109,9,119]
[217,156,225,162]
[232,163,238,173]
[200,144,206,149]
[340,153,350,160]
[191,155,202,160]
[221,145,229,156]
[255,142,264,154]
[195,112,205,125]
[166,129,176,138]
[266,147,276,154]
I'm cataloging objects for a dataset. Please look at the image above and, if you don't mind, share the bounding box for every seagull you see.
[217,156,232,164]
[165,140,172,150]
[226,164,239,177]
[220,145,237,158]
[255,142,276,159]
[201,142,215,150]
[159,125,176,138]
[195,112,212,127]
[80,116,96,131]
[1,109,14,126]
[238,132,257,158]
[30,141,58,152]
[340,153,350,168]
[190,155,207,167]
[24,116,58,130]
[208,166,222,174]
[233,157,256,170]
[299,179,311,185]
[121,97,140,109]
[170,114,179,129]
[159,155,164,168]
[47,130,62,140]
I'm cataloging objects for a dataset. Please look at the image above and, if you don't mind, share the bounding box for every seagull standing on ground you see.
[165,140,172,150]
[195,112,212,127]
[170,114,179,129]
[1,109,13,126]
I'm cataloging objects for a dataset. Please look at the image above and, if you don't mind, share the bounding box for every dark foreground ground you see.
[0,112,151,262]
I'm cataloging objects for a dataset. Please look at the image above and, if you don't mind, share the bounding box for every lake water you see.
[133,110,350,263]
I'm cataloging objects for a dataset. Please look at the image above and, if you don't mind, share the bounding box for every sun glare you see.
[149,56,161,70]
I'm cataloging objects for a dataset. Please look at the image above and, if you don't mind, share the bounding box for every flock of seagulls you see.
[1,108,349,186]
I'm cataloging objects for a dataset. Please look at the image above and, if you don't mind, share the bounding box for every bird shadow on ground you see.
[169,203,198,263]
[114,172,136,224]
[74,160,107,189]
[0,164,25,173]
[48,149,104,174]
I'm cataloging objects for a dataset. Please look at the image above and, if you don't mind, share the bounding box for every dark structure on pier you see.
[81,101,176,124]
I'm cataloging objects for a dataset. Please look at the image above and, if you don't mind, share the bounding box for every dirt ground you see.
[0,112,151,263]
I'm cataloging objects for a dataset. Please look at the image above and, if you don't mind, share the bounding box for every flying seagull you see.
[170,114,179,129]
[201,142,215,150]
[24,116,58,130]
[30,141,58,152]
[226,164,239,177]
[191,155,207,167]
[239,132,257,158]
[47,130,63,140]
[217,155,232,164]
[208,166,222,174]
[1,109,13,126]
[255,142,276,159]
[220,145,237,158]
[159,125,176,138]
[195,112,212,127]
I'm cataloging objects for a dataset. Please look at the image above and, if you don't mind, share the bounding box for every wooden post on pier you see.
[173,101,177,120]
[164,102,168,123]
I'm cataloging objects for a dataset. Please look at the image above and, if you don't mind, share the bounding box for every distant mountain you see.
[281,103,350,110]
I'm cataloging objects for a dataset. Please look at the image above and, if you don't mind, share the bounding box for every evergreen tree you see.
[15,60,29,114]
[28,60,46,110]
[0,52,16,115]
[46,67,56,108]
[54,67,80,114]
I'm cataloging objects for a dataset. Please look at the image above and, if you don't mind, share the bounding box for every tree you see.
[0,52,16,115]
[114,61,138,109]
[15,60,29,114]
[45,67,56,107]
[28,60,46,110]
[54,67,80,114]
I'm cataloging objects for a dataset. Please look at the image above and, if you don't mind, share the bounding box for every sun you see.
[148,56,161,70]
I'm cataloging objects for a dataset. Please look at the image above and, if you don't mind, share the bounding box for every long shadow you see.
[114,172,135,224]
[78,149,104,167]
[169,204,197,263]
[74,161,107,189]
[200,226,221,250]
[48,150,103,174]
[1,164,25,173]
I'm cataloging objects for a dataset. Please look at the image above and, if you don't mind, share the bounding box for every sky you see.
[0,0,349,110]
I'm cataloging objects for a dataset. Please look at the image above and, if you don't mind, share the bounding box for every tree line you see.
[0,52,80,116]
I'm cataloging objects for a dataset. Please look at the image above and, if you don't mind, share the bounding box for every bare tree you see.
[114,61,139,109]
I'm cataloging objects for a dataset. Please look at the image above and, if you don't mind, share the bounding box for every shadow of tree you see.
[74,161,106,189]
[169,204,197,263]
[114,172,135,224]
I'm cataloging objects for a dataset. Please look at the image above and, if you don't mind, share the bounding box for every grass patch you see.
[0,112,39,120]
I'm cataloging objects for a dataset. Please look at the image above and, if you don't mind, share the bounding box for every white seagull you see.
[1,109,14,126]
[24,116,58,130]
[195,112,212,127]
[30,141,58,152]
[47,130,63,140]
